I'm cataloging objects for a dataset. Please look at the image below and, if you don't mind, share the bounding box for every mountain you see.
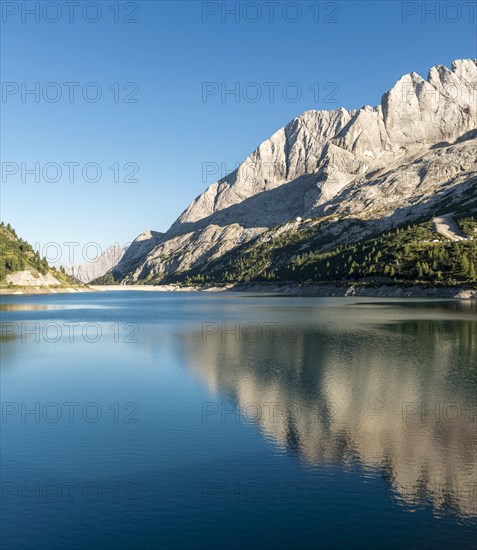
[106,230,164,282]
[0,222,77,289]
[66,243,126,283]
[109,59,477,285]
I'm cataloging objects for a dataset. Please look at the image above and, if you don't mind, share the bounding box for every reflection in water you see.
[0,303,54,311]
[181,315,477,519]
[0,303,114,312]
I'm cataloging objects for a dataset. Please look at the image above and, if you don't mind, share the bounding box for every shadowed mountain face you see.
[177,301,477,518]
[111,59,477,283]
[110,230,164,281]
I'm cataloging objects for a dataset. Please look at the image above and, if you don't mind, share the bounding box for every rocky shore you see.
[2,283,475,299]
[91,283,476,299]
[224,283,477,299]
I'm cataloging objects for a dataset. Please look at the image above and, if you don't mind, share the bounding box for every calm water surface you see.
[1,292,476,549]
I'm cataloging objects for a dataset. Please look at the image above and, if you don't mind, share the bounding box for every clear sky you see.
[1,0,476,264]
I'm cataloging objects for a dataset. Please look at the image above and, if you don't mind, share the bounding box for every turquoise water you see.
[1,292,476,549]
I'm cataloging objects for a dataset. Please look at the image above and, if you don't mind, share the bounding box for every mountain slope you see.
[162,213,477,287]
[0,222,77,288]
[111,59,477,284]
[108,230,164,282]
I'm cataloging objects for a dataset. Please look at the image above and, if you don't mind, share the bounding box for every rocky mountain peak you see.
[109,59,476,284]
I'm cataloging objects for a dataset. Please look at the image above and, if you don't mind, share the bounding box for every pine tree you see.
[460,255,470,277]
[469,262,477,281]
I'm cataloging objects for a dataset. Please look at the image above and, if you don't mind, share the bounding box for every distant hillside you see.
[65,244,126,283]
[0,222,76,287]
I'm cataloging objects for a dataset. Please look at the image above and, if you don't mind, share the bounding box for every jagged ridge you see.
[110,59,477,283]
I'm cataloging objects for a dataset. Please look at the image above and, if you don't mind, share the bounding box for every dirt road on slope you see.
[432,215,467,241]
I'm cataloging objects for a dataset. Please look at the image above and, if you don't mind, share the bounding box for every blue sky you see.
[1,0,476,264]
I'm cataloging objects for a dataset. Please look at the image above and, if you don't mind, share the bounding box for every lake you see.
[1,292,476,549]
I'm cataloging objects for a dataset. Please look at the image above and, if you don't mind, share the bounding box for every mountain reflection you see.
[181,317,477,518]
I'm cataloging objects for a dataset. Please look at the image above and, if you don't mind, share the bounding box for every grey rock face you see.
[117,59,477,282]
[66,244,126,283]
[110,230,164,281]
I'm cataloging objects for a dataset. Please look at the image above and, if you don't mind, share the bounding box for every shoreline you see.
[225,283,477,299]
[0,286,94,296]
[2,283,474,299]
[92,283,477,298]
